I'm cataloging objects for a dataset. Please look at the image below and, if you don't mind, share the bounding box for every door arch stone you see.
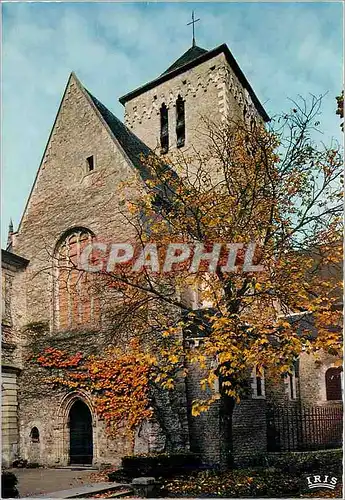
[69,399,93,464]
[57,391,97,465]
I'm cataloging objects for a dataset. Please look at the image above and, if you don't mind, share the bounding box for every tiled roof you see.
[161,45,208,75]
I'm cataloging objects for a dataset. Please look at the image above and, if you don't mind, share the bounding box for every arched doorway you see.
[69,400,93,464]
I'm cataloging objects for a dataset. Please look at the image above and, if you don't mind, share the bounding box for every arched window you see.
[30,427,40,443]
[54,228,100,330]
[325,367,342,401]
[160,103,169,154]
[176,95,185,148]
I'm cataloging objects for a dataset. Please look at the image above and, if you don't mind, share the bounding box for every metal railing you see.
[267,405,343,452]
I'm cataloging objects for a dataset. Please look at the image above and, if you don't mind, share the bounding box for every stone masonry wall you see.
[1,369,20,467]
[184,343,221,465]
[11,74,189,466]
[232,399,267,463]
[298,351,343,407]
[122,52,247,158]
[2,256,27,467]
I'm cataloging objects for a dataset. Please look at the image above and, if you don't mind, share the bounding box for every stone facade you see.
[6,74,179,467]
[299,350,343,407]
[2,249,28,467]
[123,53,239,155]
[2,42,342,468]
[121,47,262,160]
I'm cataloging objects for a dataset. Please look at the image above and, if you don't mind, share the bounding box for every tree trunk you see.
[219,393,235,468]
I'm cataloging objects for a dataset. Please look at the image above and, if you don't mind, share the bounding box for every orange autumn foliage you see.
[33,339,154,437]
[34,96,343,422]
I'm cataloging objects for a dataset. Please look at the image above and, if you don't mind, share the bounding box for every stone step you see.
[21,481,132,499]
[53,465,100,471]
[107,489,133,498]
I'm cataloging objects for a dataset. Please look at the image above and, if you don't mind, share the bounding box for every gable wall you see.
[10,75,191,467]
[12,76,139,330]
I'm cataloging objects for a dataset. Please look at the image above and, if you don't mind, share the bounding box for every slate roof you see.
[86,90,155,181]
[1,249,29,268]
[85,88,178,197]
[161,45,208,75]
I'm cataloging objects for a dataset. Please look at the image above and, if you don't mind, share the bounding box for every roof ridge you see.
[86,90,151,149]
[83,88,179,207]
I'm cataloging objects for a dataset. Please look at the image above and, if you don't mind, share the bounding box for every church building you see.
[2,39,342,468]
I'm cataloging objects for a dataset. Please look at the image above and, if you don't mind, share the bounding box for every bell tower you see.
[119,42,269,156]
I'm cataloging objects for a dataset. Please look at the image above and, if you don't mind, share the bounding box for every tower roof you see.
[161,45,208,76]
[119,43,269,122]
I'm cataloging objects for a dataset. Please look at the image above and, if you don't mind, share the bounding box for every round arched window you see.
[54,228,100,329]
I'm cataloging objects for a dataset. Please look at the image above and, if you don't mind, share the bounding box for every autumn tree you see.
[35,95,343,458]
[336,90,344,130]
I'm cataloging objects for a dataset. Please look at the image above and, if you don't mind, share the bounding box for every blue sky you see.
[2,1,343,247]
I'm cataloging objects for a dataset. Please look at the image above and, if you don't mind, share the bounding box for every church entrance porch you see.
[69,400,93,464]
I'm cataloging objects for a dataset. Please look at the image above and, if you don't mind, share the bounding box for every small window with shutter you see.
[86,155,95,172]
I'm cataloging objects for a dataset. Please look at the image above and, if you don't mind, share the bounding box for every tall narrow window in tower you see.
[160,103,169,154]
[176,95,185,147]
[54,228,100,330]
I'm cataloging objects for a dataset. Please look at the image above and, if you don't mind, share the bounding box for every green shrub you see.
[265,449,342,474]
[1,472,19,498]
[119,452,202,479]
[26,462,40,468]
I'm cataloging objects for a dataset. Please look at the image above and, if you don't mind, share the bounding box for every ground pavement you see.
[8,467,96,498]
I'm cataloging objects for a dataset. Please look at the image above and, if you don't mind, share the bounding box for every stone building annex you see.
[2,39,343,468]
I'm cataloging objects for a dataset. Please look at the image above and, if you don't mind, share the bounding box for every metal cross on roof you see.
[187,11,200,47]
